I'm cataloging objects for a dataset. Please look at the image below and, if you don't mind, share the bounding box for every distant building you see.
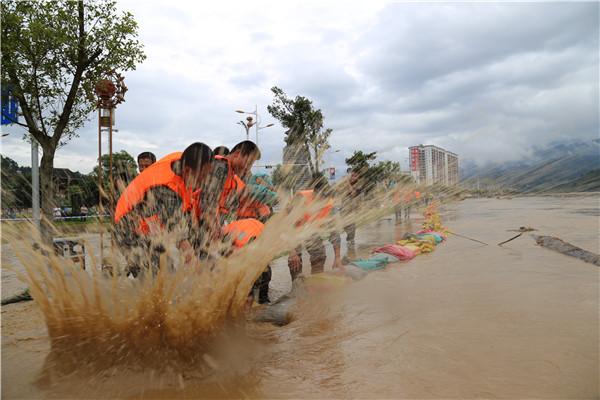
[282,138,312,191]
[409,145,459,186]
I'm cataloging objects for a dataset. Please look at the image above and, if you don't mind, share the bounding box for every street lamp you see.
[237,115,255,140]
[234,106,274,145]
[93,70,127,263]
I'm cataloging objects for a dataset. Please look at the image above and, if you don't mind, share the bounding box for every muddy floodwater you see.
[2,196,599,398]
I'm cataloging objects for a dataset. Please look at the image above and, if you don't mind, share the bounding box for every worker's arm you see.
[287,245,303,277]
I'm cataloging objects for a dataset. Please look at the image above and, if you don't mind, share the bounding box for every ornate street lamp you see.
[93,70,127,263]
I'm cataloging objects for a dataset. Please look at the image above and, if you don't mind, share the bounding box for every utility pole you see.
[31,138,40,231]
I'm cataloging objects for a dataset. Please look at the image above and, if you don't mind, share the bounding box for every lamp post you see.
[235,106,273,145]
[93,71,127,263]
[237,115,255,140]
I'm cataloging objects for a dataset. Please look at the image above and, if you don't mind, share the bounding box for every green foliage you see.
[1,155,32,209]
[92,150,137,180]
[1,0,146,144]
[270,164,284,187]
[1,0,145,241]
[345,151,404,192]
[267,86,332,177]
[345,150,377,174]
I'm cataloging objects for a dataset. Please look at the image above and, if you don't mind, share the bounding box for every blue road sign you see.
[1,86,19,125]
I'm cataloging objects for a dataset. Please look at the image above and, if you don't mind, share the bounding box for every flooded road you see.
[2,196,598,398]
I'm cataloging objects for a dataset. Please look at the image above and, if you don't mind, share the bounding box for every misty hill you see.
[461,139,600,193]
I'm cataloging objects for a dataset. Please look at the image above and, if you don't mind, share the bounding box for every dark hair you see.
[213,146,230,156]
[181,142,214,171]
[137,152,156,163]
[230,140,261,159]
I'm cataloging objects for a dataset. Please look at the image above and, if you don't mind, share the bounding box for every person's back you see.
[115,143,214,276]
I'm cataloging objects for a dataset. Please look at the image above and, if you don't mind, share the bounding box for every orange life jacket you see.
[114,153,194,234]
[296,189,334,226]
[222,218,264,248]
[158,151,182,163]
[237,202,271,219]
[215,155,246,216]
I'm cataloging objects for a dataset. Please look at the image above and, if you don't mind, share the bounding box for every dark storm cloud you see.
[3,2,597,172]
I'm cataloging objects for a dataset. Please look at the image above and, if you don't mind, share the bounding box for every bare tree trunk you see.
[305,142,316,177]
[39,145,56,246]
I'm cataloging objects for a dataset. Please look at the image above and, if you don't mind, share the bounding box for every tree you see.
[271,164,285,188]
[1,155,32,209]
[1,0,145,243]
[91,150,137,190]
[268,86,332,179]
[370,160,402,187]
[345,151,403,192]
[345,150,377,175]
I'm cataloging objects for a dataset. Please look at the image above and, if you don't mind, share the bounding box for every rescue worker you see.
[288,176,342,281]
[206,141,260,224]
[339,167,364,261]
[213,146,230,156]
[210,141,274,303]
[114,143,214,277]
[238,172,278,223]
[137,151,157,173]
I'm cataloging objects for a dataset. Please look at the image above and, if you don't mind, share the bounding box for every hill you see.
[461,139,600,193]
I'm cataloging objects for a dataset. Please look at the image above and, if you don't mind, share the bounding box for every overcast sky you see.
[2,1,598,174]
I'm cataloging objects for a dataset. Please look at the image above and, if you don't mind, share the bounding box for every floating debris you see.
[533,235,600,266]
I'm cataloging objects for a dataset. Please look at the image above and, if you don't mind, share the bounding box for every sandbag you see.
[397,239,435,254]
[417,230,447,241]
[415,234,440,245]
[351,257,388,271]
[372,244,416,261]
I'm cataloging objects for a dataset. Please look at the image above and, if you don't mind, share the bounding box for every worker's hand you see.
[288,253,302,276]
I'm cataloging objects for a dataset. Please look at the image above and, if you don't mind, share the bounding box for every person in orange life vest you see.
[213,145,229,156]
[287,176,342,281]
[226,141,275,303]
[214,141,275,303]
[114,143,214,277]
[338,167,365,262]
[203,141,259,224]
[137,151,156,173]
[221,217,272,307]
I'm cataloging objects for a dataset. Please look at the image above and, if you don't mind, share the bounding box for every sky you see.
[1,1,598,174]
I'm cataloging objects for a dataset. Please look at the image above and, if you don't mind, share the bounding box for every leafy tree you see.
[271,164,285,188]
[370,160,402,187]
[345,150,377,175]
[1,0,145,243]
[91,150,137,188]
[268,86,332,178]
[1,155,32,209]
[346,151,404,192]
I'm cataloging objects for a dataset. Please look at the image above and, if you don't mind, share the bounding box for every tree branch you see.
[52,0,86,145]
[84,47,102,68]
[4,63,48,147]
[32,64,49,137]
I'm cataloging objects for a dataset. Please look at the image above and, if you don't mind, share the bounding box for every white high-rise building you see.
[409,145,459,186]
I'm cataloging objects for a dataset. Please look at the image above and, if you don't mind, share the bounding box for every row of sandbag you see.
[350,230,446,271]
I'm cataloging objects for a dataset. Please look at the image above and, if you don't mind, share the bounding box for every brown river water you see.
[2,196,599,398]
